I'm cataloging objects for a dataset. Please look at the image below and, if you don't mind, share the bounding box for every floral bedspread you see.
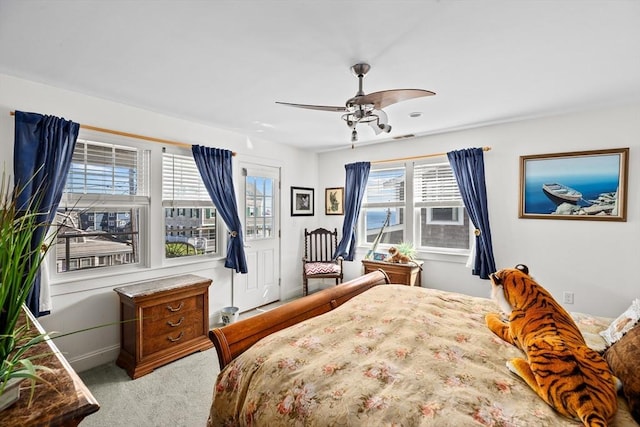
[208,285,638,427]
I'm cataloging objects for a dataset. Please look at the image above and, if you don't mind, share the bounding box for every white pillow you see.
[599,298,640,347]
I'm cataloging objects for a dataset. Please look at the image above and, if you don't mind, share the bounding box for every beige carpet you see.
[77,301,290,426]
[78,301,289,426]
[79,349,219,427]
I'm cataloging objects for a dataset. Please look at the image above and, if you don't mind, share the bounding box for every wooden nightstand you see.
[361,259,424,286]
[114,274,213,379]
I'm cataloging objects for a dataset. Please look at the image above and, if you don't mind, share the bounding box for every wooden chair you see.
[302,227,343,296]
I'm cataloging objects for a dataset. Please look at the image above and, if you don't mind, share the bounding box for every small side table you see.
[114,274,213,379]
[361,259,424,286]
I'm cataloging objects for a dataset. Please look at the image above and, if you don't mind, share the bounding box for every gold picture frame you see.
[519,148,628,221]
[325,187,344,215]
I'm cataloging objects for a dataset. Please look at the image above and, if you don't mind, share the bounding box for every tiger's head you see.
[489,264,530,316]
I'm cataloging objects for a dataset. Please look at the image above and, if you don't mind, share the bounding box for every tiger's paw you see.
[485,312,510,341]
[506,358,540,394]
[485,312,505,328]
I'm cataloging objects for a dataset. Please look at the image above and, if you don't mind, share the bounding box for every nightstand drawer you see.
[143,309,203,338]
[143,323,201,355]
[143,295,200,321]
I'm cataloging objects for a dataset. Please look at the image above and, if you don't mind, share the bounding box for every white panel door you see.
[233,164,280,312]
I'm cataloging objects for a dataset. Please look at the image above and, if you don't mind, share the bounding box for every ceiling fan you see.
[276,63,436,147]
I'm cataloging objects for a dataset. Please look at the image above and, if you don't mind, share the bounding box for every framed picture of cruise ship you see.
[519,148,628,221]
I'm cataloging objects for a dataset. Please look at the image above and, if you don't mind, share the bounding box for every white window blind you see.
[65,139,148,197]
[365,167,405,206]
[414,163,463,206]
[162,152,218,256]
[56,138,148,274]
[162,153,211,203]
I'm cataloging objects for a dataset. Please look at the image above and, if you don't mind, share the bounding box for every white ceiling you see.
[1,1,639,152]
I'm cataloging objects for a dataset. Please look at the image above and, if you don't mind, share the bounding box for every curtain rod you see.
[9,111,236,155]
[371,146,491,165]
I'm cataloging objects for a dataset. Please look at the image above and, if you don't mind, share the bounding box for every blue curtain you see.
[334,161,371,261]
[14,110,79,317]
[447,148,496,279]
[192,146,248,273]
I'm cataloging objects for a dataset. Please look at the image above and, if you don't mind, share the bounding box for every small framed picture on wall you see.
[291,186,314,216]
[325,187,344,215]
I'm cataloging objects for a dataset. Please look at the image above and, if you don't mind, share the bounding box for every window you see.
[162,152,218,258]
[360,161,470,255]
[56,139,149,273]
[427,207,464,225]
[245,175,274,240]
[361,167,405,246]
[414,163,470,250]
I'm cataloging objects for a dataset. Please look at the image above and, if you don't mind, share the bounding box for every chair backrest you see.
[304,228,338,263]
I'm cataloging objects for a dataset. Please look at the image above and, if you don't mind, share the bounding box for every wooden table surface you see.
[0,309,100,426]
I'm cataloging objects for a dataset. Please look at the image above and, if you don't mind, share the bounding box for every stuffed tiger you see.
[485,264,618,427]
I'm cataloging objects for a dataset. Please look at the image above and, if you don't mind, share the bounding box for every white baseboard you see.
[68,343,121,373]
[70,313,226,373]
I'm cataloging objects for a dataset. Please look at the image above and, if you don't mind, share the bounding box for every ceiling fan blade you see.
[275,102,347,112]
[352,89,436,110]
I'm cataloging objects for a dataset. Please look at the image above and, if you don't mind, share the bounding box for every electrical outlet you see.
[563,291,574,305]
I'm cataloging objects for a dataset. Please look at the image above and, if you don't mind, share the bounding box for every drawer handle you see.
[167,331,184,342]
[167,317,184,327]
[166,302,184,312]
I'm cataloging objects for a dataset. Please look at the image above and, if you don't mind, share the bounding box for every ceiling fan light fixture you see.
[276,62,435,146]
[368,116,392,135]
[369,120,383,135]
[379,123,392,133]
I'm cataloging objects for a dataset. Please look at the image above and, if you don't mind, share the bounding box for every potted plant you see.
[0,171,55,410]
[386,241,417,263]
[395,241,417,260]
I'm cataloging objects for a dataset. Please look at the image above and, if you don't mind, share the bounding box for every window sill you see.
[417,249,470,264]
[357,246,469,264]
[49,256,226,296]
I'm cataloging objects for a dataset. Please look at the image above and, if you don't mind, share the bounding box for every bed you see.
[208,271,638,426]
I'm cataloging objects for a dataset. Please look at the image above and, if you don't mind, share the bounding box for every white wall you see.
[3,72,639,372]
[0,74,318,371]
[318,103,640,318]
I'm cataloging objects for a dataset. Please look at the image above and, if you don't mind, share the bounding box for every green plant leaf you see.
[0,168,59,402]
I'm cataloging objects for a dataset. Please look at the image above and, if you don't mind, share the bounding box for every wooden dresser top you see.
[114,274,211,299]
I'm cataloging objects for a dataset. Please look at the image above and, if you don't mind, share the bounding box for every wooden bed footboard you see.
[209,270,390,369]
